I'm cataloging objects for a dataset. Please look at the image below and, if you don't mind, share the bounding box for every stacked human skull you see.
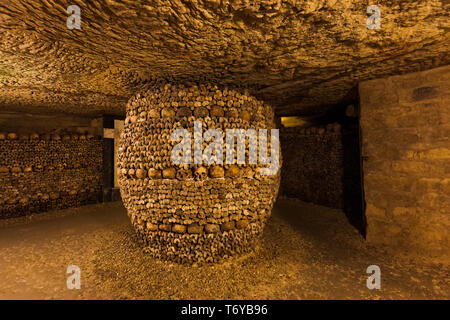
[118,83,281,263]
[0,132,102,218]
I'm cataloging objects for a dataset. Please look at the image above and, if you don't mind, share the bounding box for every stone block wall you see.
[359,65,450,256]
[280,123,344,209]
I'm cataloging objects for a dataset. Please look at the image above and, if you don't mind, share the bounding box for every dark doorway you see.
[341,119,366,237]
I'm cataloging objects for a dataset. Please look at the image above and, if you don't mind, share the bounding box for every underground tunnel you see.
[0,0,449,300]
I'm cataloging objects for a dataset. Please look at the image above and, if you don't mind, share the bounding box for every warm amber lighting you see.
[281,116,308,128]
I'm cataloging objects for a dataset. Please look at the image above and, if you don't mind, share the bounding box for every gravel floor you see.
[0,199,448,300]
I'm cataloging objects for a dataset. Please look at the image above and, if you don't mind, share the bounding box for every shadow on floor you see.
[272,198,364,249]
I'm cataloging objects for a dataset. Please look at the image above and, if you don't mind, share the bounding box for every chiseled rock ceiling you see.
[0,0,448,117]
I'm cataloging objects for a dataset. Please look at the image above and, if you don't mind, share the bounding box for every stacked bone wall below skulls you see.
[0,133,103,218]
[118,83,281,263]
[279,123,344,208]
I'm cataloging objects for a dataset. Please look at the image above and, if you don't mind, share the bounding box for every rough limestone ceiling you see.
[0,0,448,117]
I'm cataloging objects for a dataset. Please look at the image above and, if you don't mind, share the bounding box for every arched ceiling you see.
[0,0,448,117]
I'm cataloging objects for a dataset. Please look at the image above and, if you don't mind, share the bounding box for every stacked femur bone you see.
[118,83,281,263]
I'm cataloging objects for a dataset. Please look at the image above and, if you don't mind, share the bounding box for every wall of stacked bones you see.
[119,83,281,263]
[0,132,103,218]
[279,123,344,208]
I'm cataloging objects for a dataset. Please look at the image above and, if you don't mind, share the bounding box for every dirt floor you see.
[0,199,448,300]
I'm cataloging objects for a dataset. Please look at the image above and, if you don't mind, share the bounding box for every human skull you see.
[194,166,208,181]
[176,168,192,180]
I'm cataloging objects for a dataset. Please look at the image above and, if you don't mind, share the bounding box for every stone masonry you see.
[359,65,450,257]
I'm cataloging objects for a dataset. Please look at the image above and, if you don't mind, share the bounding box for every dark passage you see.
[342,117,366,237]
[279,100,366,236]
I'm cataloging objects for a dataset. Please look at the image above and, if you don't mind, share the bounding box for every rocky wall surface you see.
[118,83,281,263]
[0,133,103,218]
[280,123,344,208]
[359,65,450,257]
[1,1,449,116]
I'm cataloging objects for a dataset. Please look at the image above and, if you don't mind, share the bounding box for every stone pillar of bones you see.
[118,83,281,263]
